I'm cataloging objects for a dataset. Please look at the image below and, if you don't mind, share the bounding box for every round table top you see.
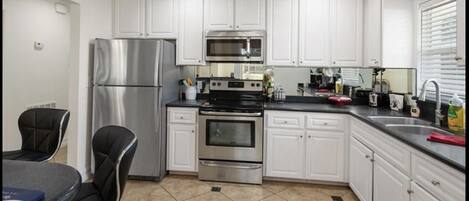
[2,159,82,201]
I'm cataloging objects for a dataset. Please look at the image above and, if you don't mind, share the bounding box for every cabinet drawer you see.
[350,118,411,175]
[266,111,305,129]
[306,114,346,131]
[412,153,465,201]
[168,107,197,124]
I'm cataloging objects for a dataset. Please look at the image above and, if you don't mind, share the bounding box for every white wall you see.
[66,0,112,179]
[3,0,71,151]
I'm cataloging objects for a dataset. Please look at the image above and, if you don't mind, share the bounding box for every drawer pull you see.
[284,121,288,124]
[179,116,184,119]
[323,122,328,125]
[365,155,371,159]
[431,180,440,186]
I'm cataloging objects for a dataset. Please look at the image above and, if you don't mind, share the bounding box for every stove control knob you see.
[217,82,221,86]
[212,82,216,86]
[256,83,261,87]
[251,83,255,87]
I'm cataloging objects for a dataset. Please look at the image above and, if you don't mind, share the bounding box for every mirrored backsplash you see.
[182,63,416,97]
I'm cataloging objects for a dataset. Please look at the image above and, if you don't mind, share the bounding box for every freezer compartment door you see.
[94,39,163,86]
[92,86,163,177]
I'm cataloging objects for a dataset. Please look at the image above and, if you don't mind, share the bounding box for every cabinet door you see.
[363,0,381,67]
[298,0,331,66]
[266,0,299,66]
[113,0,146,38]
[330,0,363,67]
[305,131,345,182]
[266,129,305,179]
[167,124,197,171]
[373,154,411,201]
[204,0,235,30]
[349,137,373,201]
[146,0,179,38]
[235,0,266,30]
[177,0,205,65]
[410,182,439,201]
[456,0,465,66]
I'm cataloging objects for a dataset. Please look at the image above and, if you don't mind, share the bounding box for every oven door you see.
[199,114,262,162]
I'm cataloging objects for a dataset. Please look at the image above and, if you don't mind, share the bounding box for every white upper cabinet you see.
[330,0,363,67]
[305,130,345,182]
[235,0,266,30]
[349,137,373,201]
[363,0,381,67]
[146,0,179,38]
[266,0,299,66]
[113,0,178,38]
[113,0,146,38]
[204,0,266,30]
[266,128,305,179]
[456,0,465,66]
[204,0,235,30]
[177,0,205,65]
[298,0,331,66]
[373,154,411,201]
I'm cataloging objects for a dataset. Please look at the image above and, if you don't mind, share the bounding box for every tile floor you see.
[53,147,359,201]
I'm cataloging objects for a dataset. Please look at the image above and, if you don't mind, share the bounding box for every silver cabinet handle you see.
[198,60,201,63]
[300,61,303,64]
[139,33,143,36]
[299,136,303,138]
[192,130,195,133]
[236,25,240,29]
[308,135,311,138]
[407,189,414,194]
[284,121,288,124]
[431,180,440,186]
[229,25,233,28]
[323,122,328,126]
[455,57,463,61]
[374,60,379,64]
[365,155,370,159]
[332,61,336,64]
[179,116,184,119]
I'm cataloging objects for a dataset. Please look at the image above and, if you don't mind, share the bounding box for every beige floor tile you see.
[261,194,287,201]
[261,181,294,193]
[160,175,212,200]
[221,185,273,201]
[276,186,331,201]
[341,192,359,201]
[308,184,351,197]
[185,192,231,201]
[122,181,175,201]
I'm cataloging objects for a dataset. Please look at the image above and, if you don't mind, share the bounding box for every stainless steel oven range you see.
[198,78,264,184]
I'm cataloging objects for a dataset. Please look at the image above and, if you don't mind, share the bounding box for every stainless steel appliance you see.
[205,31,265,63]
[92,39,180,180]
[198,79,264,184]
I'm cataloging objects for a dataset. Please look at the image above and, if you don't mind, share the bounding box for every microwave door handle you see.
[246,38,251,59]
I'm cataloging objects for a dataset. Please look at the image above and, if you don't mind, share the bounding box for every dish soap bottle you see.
[448,93,465,135]
[410,100,420,118]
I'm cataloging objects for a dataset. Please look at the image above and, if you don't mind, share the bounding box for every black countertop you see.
[167,100,466,173]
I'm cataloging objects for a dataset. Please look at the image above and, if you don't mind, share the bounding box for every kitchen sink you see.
[385,124,455,136]
[367,116,432,125]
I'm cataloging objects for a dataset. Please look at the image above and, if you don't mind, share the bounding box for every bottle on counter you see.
[335,77,343,94]
[448,93,465,135]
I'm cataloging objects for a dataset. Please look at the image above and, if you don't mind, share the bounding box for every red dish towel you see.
[427,132,465,147]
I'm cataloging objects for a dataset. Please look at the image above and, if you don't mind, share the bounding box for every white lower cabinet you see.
[373,154,411,201]
[349,137,373,201]
[410,182,439,201]
[266,128,305,179]
[265,111,347,183]
[305,130,345,182]
[167,107,198,172]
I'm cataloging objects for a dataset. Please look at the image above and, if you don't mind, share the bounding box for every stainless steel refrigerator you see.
[92,39,180,180]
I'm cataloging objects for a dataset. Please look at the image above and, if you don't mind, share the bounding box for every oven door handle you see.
[199,161,262,169]
[200,111,262,117]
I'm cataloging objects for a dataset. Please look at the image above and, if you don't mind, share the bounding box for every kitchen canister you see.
[185,86,197,100]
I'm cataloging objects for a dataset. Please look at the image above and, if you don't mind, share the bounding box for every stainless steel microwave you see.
[204,31,265,63]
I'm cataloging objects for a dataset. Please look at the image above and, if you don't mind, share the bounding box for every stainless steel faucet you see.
[418,79,444,126]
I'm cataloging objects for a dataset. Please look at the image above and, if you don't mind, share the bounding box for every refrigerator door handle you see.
[155,41,163,87]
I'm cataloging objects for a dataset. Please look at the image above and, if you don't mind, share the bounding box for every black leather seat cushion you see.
[73,183,103,201]
[3,150,51,162]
